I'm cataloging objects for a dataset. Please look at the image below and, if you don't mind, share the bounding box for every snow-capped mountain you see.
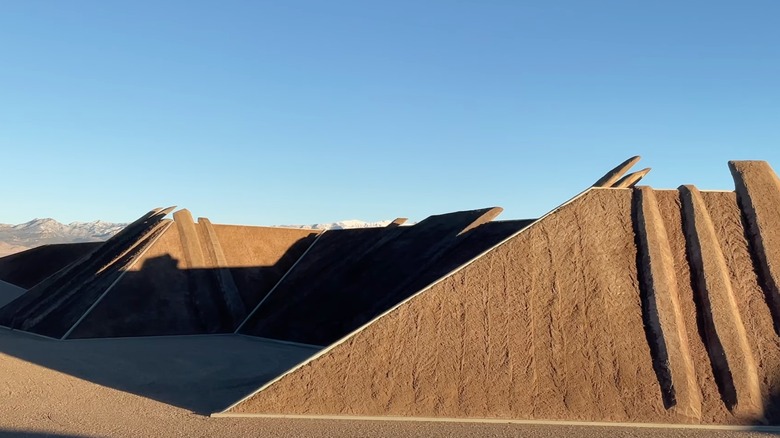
[0,219,127,257]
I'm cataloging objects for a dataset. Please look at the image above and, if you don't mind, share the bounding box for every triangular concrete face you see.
[0,207,321,339]
[238,208,530,346]
[0,242,102,289]
[224,189,670,421]
[223,180,780,425]
[0,208,174,338]
[65,213,320,338]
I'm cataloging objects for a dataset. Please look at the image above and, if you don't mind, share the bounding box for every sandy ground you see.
[0,333,774,437]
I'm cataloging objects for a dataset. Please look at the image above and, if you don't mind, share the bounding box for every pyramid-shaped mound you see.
[0,208,175,338]
[0,208,320,339]
[237,208,533,346]
[0,242,102,289]
[66,211,319,338]
[221,161,780,425]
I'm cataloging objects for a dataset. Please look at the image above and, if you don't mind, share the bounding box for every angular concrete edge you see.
[219,187,596,414]
[26,207,173,294]
[458,207,503,235]
[634,186,701,420]
[387,218,408,227]
[613,168,651,188]
[593,155,641,187]
[61,220,175,339]
[233,230,329,334]
[173,209,206,269]
[209,413,780,432]
[729,160,780,332]
[679,185,762,420]
[198,218,230,267]
[198,217,246,322]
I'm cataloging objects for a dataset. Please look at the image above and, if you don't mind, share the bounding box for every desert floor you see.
[0,328,776,437]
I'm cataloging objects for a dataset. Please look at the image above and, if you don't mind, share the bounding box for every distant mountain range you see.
[0,218,401,257]
[0,219,127,257]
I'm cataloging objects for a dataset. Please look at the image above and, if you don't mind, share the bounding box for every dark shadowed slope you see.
[0,280,25,308]
[67,220,319,338]
[239,208,531,346]
[0,242,102,289]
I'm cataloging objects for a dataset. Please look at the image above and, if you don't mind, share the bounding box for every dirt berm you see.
[225,165,780,425]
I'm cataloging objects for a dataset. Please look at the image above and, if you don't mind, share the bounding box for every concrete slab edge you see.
[234,230,329,333]
[208,413,780,431]
[0,324,60,341]
[236,333,324,350]
[218,186,597,414]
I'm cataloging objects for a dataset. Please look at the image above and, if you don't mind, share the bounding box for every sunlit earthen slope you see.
[222,160,780,426]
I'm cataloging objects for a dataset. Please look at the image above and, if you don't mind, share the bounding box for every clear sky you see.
[1,1,779,226]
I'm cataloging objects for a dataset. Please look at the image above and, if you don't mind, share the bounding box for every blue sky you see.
[1,1,779,225]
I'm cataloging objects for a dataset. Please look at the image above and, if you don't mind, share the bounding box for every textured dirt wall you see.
[634,187,701,421]
[0,242,102,289]
[653,190,733,422]
[227,184,780,424]
[730,161,780,340]
[211,225,319,309]
[239,208,518,346]
[700,191,780,421]
[681,186,761,420]
[211,225,319,267]
[229,189,675,422]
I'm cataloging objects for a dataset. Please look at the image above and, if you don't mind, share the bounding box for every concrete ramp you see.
[222,161,780,425]
[237,208,528,346]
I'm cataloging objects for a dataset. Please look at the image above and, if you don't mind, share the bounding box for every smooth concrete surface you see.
[0,328,320,414]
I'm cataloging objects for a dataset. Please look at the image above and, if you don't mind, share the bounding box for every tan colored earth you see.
[0,329,772,437]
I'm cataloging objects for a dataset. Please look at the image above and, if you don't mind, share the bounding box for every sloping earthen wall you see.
[226,176,780,424]
[0,209,172,338]
[238,209,526,346]
[67,220,319,338]
[228,189,674,421]
[0,242,102,290]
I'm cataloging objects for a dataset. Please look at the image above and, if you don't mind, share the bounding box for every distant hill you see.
[0,219,126,257]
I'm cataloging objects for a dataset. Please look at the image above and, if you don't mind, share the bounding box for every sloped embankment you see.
[224,161,780,425]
